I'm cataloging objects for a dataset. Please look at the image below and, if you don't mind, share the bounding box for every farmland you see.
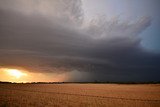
[0,84,160,107]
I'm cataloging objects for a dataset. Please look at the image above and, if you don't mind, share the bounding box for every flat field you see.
[0,84,160,107]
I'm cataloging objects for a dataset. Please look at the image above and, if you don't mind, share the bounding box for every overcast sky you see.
[0,0,160,82]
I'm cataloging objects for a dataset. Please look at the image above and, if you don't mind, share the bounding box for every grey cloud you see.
[0,0,160,82]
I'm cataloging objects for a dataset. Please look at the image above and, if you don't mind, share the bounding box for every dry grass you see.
[0,84,160,107]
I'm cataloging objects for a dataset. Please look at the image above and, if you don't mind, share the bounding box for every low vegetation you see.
[0,83,160,107]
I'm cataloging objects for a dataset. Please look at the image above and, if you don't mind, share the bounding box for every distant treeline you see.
[0,81,160,84]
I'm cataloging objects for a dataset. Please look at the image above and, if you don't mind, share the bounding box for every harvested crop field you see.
[0,84,160,107]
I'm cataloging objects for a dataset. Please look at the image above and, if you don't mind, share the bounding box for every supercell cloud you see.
[0,0,160,82]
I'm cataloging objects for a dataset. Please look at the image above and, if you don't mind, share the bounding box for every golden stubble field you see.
[0,84,160,107]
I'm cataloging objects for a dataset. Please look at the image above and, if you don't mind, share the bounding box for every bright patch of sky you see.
[82,0,160,52]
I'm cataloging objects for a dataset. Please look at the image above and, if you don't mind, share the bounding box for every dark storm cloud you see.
[0,0,160,82]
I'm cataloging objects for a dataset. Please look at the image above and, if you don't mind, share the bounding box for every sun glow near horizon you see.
[6,68,28,79]
[0,67,67,83]
[0,68,28,82]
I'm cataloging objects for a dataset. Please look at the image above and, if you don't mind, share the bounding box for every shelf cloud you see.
[0,0,160,82]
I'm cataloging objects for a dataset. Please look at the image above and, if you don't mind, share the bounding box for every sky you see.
[0,0,160,82]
